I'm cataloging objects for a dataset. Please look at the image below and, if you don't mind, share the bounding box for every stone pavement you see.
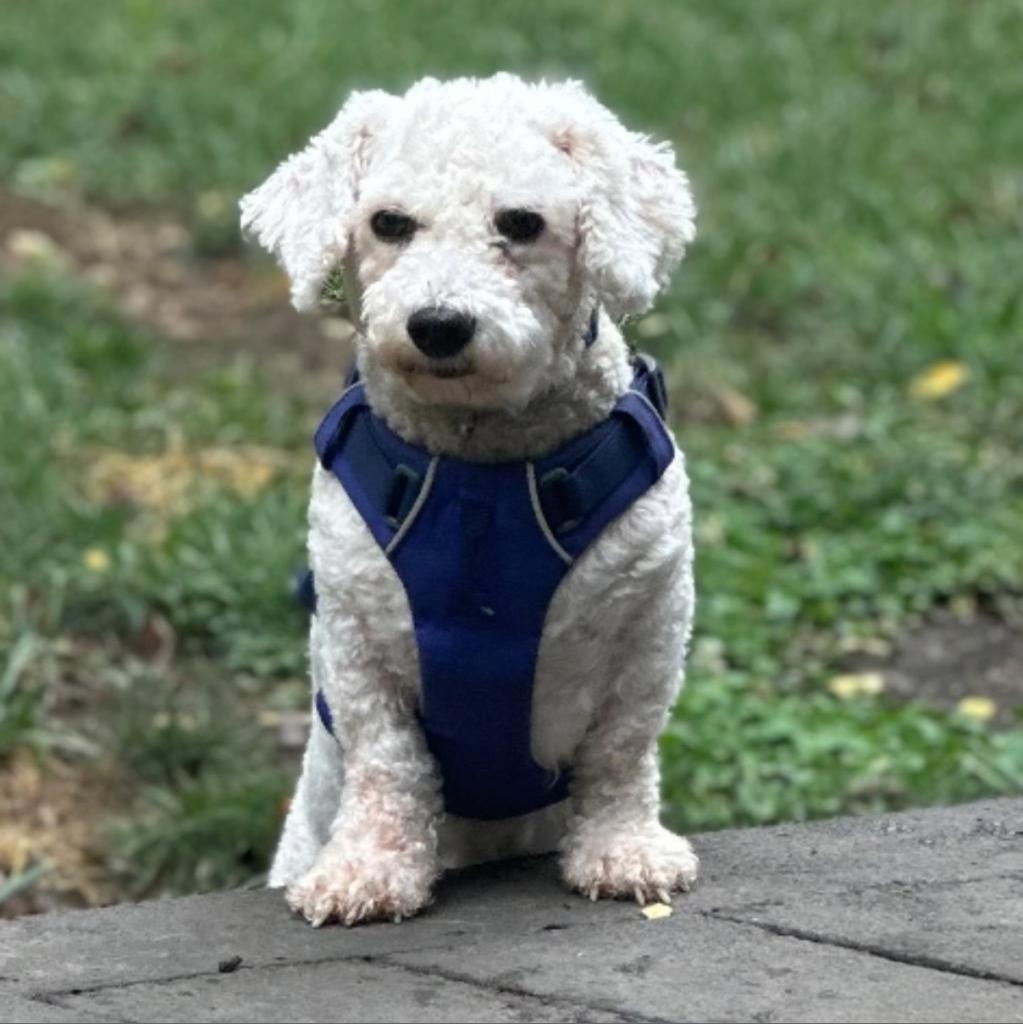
[1,799,1021,1023]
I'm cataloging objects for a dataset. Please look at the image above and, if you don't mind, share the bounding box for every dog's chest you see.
[309,447,689,776]
[392,459,567,641]
[311,466,575,755]
[307,376,682,814]
[312,456,602,817]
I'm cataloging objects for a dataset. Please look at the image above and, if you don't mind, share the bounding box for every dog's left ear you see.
[545,84,696,321]
[240,89,397,311]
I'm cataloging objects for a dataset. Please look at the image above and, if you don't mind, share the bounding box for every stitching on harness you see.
[385,456,439,557]
[526,463,574,566]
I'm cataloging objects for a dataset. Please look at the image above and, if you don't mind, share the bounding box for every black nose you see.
[406,306,476,359]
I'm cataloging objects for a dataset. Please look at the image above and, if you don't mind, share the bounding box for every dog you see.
[240,73,698,926]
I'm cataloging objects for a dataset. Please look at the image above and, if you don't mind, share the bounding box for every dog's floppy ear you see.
[545,83,696,321]
[240,89,396,311]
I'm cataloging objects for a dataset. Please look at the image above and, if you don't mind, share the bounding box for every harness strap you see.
[316,396,428,536]
[304,351,671,614]
[295,567,317,614]
[631,351,668,419]
[535,355,670,535]
[315,689,333,734]
[537,415,649,535]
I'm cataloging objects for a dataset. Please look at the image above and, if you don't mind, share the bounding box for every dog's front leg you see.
[560,689,698,904]
[286,634,443,926]
[285,706,442,925]
[559,550,698,904]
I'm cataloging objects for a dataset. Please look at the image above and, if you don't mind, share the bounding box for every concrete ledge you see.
[2,799,1021,1023]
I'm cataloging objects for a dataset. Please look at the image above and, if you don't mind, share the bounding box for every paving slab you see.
[689,799,1023,986]
[47,959,631,1024]
[1,798,1020,1023]
[391,908,1023,1023]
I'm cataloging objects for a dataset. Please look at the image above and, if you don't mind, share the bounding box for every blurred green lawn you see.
[1,0,1022,908]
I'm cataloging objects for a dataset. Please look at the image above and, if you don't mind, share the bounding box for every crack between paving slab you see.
[704,911,1023,991]
[862,869,1023,894]
[27,919,644,1022]
[370,954,672,1024]
[24,927,497,1003]
[24,906,628,1007]
[695,866,1023,903]
[30,988,131,1024]
[32,951,653,1024]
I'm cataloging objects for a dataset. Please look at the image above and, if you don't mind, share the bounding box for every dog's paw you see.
[285,848,436,927]
[560,824,698,904]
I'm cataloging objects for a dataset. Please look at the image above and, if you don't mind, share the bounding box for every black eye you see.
[370,210,417,242]
[495,209,545,243]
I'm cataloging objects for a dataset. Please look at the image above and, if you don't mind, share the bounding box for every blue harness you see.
[307,353,674,820]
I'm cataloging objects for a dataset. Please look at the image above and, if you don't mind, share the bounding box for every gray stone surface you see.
[2,799,1021,1023]
[51,960,630,1024]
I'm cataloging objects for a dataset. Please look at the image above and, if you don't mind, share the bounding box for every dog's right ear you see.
[239,90,397,312]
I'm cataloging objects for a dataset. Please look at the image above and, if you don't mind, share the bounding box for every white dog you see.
[240,73,698,927]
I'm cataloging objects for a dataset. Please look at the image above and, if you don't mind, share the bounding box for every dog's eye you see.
[494,209,545,243]
[370,210,417,242]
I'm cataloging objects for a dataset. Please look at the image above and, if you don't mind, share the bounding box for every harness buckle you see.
[633,352,669,419]
[384,463,422,529]
[538,466,583,534]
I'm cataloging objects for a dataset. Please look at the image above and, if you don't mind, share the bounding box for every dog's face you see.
[350,92,584,410]
[241,75,695,411]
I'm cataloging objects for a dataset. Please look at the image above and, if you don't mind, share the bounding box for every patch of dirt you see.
[0,750,118,918]
[0,188,353,404]
[846,610,1023,724]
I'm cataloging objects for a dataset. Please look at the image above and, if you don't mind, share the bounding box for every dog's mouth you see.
[398,361,474,381]
[386,356,514,409]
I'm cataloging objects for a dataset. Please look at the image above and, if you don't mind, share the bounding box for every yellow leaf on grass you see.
[641,902,673,921]
[909,361,969,399]
[82,547,111,573]
[956,696,996,722]
[829,672,885,699]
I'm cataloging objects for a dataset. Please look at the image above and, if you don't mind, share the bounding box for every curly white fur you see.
[241,73,699,926]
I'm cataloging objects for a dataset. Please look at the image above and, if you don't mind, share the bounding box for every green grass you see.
[109,672,291,896]
[1,0,1022,905]
[663,673,1023,833]
[0,274,307,899]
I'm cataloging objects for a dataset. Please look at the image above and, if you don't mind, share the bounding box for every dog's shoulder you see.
[307,463,394,597]
[539,445,693,655]
[583,442,692,577]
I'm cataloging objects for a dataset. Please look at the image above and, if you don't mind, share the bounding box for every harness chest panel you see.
[311,359,674,820]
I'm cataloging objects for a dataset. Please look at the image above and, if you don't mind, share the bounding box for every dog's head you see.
[241,74,695,410]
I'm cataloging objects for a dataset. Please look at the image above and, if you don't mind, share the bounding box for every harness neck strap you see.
[316,353,669,550]
[533,357,670,540]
